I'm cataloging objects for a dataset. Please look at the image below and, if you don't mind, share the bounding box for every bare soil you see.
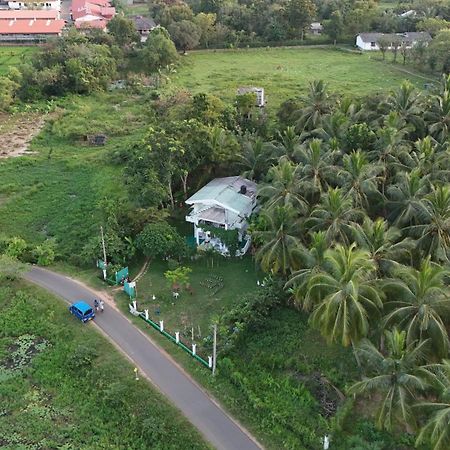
[0,112,46,158]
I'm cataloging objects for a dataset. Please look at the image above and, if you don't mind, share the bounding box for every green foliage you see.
[0,281,208,449]
[164,266,192,287]
[137,221,187,260]
[33,239,57,266]
[5,236,27,259]
[140,27,179,73]
[107,15,140,46]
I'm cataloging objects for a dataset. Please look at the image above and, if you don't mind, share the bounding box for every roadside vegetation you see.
[0,275,208,449]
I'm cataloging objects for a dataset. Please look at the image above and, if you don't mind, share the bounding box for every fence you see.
[129,302,212,370]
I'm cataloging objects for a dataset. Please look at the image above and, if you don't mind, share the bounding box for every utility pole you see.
[100,226,107,280]
[212,323,217,376]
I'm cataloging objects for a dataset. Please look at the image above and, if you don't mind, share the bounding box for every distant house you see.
[237,87,265,107]
[71,0,115,31]
[7,0,61,11]
[310,22,323,35]
[356,32,432,51]
[0,9,64,41]
[132,15,156,42]
[185,176,257,256]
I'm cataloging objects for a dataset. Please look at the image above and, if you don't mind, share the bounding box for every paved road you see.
[25,267,261,450]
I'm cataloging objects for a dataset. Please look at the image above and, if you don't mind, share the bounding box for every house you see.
[356,32,432,51]
[71,0,115,30]
[132,15,156,42]
[185,176,257,256]
[7,0,61,11]
[237,87,265,107]
[310,22,323,35]
[0,15,65,41]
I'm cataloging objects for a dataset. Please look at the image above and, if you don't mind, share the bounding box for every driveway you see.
[25,266,262,450]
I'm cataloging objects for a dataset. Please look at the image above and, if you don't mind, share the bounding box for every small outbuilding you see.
[310,22,323,35]
[132,15,156,42]
[237,87,265,107]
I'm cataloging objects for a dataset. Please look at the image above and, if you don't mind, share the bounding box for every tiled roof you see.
[0,18,65,34]
[358,32,432,43]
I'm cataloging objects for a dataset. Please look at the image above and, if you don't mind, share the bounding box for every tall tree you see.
[348,328,429,432]
[283,0,316,40]
[253,206,303,276]
[258,159,309,213]
[141,27,178,73]
[306,243,384,346]
[305,187,363,244]
[383,257,450,358]
[323,10,343,45]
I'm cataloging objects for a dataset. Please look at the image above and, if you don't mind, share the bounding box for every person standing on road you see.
[94,299,99,312]
[99,300,104,313]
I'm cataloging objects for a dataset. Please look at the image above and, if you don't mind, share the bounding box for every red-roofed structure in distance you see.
[0,10,60,20]
[71,0,115,31]
[0,18,65,42]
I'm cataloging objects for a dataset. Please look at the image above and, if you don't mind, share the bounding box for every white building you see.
[237,87,265,107]
[310,22,323,35]
[8,0,61,11]
[356,32,432,51]
[185,176,257,256]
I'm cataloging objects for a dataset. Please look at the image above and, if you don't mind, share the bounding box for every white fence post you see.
[159,320,164,332]
[192,343,196,355]
[208,356,213,368]
[132,300,137,310]
[144,309,149,320]
[175,332,180,343]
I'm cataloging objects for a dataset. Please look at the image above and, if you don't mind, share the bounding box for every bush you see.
[33,239,57,266]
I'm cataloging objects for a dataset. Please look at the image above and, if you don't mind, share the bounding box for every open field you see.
[0,46,37,74]
[0,279,208,449]
[0,91,147,258]
[170,47,429,108]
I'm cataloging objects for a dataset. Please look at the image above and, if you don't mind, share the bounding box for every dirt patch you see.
[0,112,46,158]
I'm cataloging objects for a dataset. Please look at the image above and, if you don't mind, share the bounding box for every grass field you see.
[0,46,37,75]
[0,278,208,449]
[0,91,148,259]
[170,47,428,108]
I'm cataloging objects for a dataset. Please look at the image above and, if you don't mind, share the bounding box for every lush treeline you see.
[237,76,450,449]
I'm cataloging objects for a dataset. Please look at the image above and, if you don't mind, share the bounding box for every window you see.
[84,309,93,316]
[370,42,376,47]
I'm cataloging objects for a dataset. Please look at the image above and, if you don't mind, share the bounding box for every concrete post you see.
[159,320,164,332]
[175,332,180,343]
[208,356,213,368]
[144,309,149,320]
[132,300,137,310]
[192,343,196,355]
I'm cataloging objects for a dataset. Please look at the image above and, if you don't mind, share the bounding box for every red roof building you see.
[0,18,65,41]
[71,0,115,30]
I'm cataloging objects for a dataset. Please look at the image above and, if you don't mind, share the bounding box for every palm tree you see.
[253,206,304,276]
[338,150,383,210]
[425,77,450,144]
[295,80,333,132]
[406,185,450,262]
[416,360,450,450]
[306,243,384,347]
[237,135,278,181]
[348,328,429,432]
[386,81,425,137]
[296,139,338,195]
[313,110,348,143]
[383,257,450,358]
[258,159,309,213]
[285,231,328,309]
[275,126,302,162]
[352,217,412,276]
[304,187,363,245]
[386,169,429,226]
[411,136,450,184]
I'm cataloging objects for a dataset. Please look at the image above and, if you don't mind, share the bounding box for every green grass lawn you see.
[0,278,209,449]
[123,255,261,341]
[0,46,37,75]
[0,91,148,259]
[169,47,428,109]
